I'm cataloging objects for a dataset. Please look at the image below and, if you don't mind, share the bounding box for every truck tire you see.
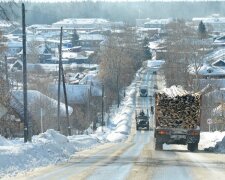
[155,142,163,151]
[136,126,139,130]
[187,143,198,152]
[146,126,149,131]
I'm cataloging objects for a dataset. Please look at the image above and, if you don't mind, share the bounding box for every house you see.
[10,60,23,71]
[6,40,22,56]
[189,64,225,79]
[45,39,72,49]
[18,44,52,63]
[11,90,73,135]
[0,93,25,138]
[144,19,172,29]
[48,83,102,105]
[52,18,110,30]
[42,57,70,64]
[0,20,19,33]
[213,36,225,46]
[78,34,105,51]
[212,59,225,69]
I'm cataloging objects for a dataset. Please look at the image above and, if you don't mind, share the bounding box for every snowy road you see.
[14,67,225,180]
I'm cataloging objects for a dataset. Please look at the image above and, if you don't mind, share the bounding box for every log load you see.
[155,85,201,129]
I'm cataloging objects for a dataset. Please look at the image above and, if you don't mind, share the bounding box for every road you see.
[15,67,225,180]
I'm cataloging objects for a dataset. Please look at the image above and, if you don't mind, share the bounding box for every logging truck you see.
[154,86,201,152]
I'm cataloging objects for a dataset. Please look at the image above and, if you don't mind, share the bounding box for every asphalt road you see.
[14,67,225,180]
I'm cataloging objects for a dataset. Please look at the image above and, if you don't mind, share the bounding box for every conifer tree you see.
[198,20,207,39]
[71,29,79,46]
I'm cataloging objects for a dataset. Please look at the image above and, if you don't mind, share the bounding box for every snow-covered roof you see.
[7,41,22,48]
[144,19,172,25]
[0,20,19,28]
[193,15,225,24]
[62,52,87,60]
[79,34,105,41]
[149,40,165,50]
[53,18,109,26]
[204,48,225,63]
[212,59,225,67]
[189,64,225,76]
[79,73,100,86]
[11,90,73,118]
[48,84,102,104]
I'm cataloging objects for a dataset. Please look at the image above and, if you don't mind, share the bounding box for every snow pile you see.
[94,69,138,142]
[0,67,140,177]
[0,129,100,178]
[0,136,12,146]
[200,131,225,152]
[212,136,225,153]
[105,81,136,142]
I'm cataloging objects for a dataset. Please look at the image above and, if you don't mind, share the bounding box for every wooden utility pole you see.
[22,3,31,142]
[116,73,120,108]
[61,61,71,136]
[88,86,91,131]
[4,55,9,91]
[102,84,104,132]
[59,27,71,136]
[57,29,62,132]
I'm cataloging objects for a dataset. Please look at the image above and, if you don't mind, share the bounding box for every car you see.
[139,85,148,97]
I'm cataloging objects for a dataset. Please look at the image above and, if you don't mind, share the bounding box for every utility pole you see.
[102,84,104,132]
[57,30,62,132]
[4,55,9,91]
[222,92,224,131]
[116,72,120,108]
[59,27,71,136]
[88,86,91,132]
[22,3,31,142]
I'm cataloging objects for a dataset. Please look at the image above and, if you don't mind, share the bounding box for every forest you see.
[2,1,225,25]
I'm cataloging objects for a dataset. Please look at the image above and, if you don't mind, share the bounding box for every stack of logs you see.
[155,86,201,129]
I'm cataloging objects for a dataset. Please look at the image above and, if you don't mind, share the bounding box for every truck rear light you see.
[158,130,169,135]
[188,131,200,136]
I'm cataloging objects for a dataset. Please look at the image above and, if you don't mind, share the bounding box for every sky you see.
[14,0,225,2]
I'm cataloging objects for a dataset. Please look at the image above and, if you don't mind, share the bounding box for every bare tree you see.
[162,19,211,91]
[27,40,41,64]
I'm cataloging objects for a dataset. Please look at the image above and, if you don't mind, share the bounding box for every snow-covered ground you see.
[0,69,137,178]
[1,63,225,178]
[200,131,225,153]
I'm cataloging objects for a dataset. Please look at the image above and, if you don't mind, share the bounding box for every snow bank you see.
[105,81,136,142]
[0,67,140,177]
[0,130,100,178]
[213,136,225,153]
[200,131,225,152]
[0,136,12,146]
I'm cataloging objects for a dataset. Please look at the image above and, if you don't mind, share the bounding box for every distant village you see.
[2,13,225,137]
